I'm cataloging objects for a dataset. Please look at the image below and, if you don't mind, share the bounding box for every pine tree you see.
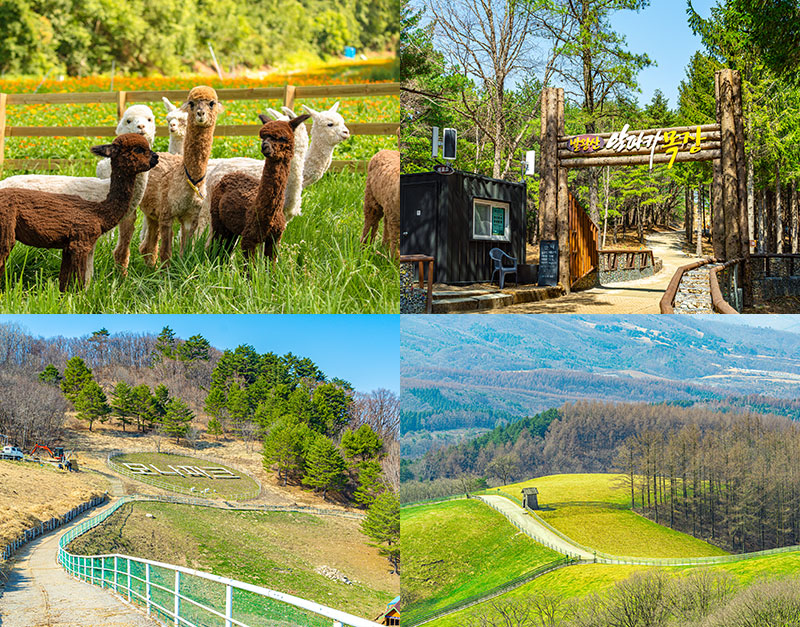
[302,435,347,501]
[341,424,384,461]
[130,384,156,432]
[311,383,351,434]
[226,382,250,436]
[151,326,177,364]
[75,380,111,431]
[61,356,93,402]
[152,384,170,423]
[162,398,194,443]
[262,416,310,485]
[38,364,62,386]
[178,334,211,362]
[361,490,400,574]
[111,381,134,431]
[353,460,386,507]
[207,416,223,439]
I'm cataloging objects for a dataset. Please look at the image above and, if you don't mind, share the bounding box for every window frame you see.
[471,197,511,242]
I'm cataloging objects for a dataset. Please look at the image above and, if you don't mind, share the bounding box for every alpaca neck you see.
[302,137,335,187]
[168,134,185,155]
[183,122,214,181]
[253,156,292,227]
[99,169,138,232]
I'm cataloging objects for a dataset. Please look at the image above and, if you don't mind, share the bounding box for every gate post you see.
[712,72,725,259]
[539,88,558,243]
[556,88,570,291]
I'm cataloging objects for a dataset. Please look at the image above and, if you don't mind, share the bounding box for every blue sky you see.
[611,0,716,108]
[0,315,399,393]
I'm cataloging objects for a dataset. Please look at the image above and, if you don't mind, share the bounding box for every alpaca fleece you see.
[210,115,309,264]
[300,102,350,187]
[0,134,158,291]
[361,149,400,258]
[118,85,222,271]
[163,97,188,155]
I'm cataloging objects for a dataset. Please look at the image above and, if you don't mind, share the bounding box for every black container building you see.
[401,170,527,284]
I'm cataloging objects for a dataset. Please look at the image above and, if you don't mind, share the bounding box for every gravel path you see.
[0,499,158,627]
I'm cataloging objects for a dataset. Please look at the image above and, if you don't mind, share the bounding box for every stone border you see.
[659,257,715,313]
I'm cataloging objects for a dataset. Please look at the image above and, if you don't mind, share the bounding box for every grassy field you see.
[0,460,108,548]
[67,501,396,618]
[112,452,259,499]
[0,58,398,313]
[501,473,631,506]
[402,499,561,625]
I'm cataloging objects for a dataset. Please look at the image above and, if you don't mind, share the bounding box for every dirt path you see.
[483,230,701,314]
[476,495,596,560]
[0,499,158,627]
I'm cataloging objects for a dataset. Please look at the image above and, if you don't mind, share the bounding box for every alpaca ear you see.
[179,100,191,112]
[258,113,271,124]
[328,101,340,113]
[90,143,116,159]
[289,114,311,130]
[162,97,176,112]
[280,106,297,119]
[301,104,318,117]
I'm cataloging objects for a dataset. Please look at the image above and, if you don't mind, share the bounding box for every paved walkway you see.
[482,230,702,314]
[0,499,158,627]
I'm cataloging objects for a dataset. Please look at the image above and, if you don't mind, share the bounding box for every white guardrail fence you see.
[58,495,382,627]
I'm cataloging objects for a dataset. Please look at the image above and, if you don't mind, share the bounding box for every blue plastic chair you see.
[489,248,518,289]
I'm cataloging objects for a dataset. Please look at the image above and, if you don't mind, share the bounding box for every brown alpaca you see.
[116,86,223,272]
[361,149,400,257]
[210,114,310,263]
[0,134,158,291]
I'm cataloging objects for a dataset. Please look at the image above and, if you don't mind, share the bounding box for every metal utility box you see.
[401,170,527,284]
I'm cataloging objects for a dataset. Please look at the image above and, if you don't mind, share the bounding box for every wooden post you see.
[539,88,558,242]
[116,91,127,120]
[283,84,296,111]
[731,69,750,257]
[719,69,741,261]
[556,88,570,292]
[712,73,725,259]
[0,93,7,172]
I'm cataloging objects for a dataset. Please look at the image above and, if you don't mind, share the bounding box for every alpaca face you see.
[91,134,159,175]
[258,121,295,160]
[182,86,223,128]
[301,102,350,146]
[163,97,188,137]
[116,105,156,146]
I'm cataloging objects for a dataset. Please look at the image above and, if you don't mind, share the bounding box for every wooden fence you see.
[567,192,598,286]
[0,82,399,172]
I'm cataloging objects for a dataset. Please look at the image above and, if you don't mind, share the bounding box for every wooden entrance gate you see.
[568,192,598,287]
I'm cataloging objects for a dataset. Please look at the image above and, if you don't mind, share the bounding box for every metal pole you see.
[174,570,180,626]
[225,584,233,627]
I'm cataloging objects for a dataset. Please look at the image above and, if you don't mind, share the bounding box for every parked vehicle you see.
[1,445,24,460]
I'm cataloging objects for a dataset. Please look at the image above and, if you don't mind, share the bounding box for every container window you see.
[472,199,510,241]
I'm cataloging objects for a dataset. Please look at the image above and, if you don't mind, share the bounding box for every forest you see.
[400,0,800,250]
[0,322,400,510]
[0,0,398,76]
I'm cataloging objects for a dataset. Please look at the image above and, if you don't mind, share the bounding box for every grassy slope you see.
[502,473,631,506]
[113,452,259,498]
[0,460,108,547]
[0,171,398,313]
[402,499,561,624]
[68,501,396,617]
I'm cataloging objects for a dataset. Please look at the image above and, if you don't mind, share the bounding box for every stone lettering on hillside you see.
[121,462,240,479]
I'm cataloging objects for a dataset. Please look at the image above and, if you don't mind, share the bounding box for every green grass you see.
[0,170,398,313]
[501,473,631,507]
[112,452,259,498]
[67,501,395,618]
[402,499,561,625]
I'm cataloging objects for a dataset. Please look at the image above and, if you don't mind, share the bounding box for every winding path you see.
[483,230,702,314]
[0,498,159,627]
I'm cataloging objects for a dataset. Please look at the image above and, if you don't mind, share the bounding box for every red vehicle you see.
[29,445,66,462]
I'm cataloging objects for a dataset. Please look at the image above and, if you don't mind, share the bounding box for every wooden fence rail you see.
[0,82,400,172]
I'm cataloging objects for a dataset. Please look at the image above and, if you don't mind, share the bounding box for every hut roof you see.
[522,487,539,494]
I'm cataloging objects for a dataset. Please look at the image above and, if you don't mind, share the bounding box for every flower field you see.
[0,58,399,314]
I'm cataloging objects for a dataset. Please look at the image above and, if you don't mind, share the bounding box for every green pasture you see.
[501,473,631,507]
[402,498,561,625]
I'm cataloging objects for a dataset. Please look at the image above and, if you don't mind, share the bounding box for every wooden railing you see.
[567,192,599,286]
[0,82,399,172]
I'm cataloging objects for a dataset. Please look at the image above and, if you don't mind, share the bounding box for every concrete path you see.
[475,495,595,561]
[0,499,158,627]
[482,230,701,314]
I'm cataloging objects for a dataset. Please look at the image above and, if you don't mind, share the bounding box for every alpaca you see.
[300,102,350,187]
[0,134,158,291]
[199,106,309,234]
[119,86,223,271]
[162,97,188,155]
[361,149,400,258]
[96,104,157,177]
[210,114,310,264]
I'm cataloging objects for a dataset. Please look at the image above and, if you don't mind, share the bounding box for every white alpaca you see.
[197,102,348,235]
[162,97,188,155]
[0,105,157,279]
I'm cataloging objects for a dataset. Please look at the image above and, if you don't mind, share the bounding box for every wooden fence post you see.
[719,69,742,261]
[116,91,127,120]
[0,93,7,171]
[731,69,749,257]
[283,85,296,111]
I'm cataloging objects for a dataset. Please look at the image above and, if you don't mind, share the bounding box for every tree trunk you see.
[696,185,703,257]
[792,181,798,253]
[776,162,783,253]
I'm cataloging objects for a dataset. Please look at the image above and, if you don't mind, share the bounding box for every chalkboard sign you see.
[491,206,505,236]
[538,240,559,286]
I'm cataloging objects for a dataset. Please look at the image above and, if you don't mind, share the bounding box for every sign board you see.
[538,240,559,286]
[434,164,455,175]
[491,206,505,236]
[605,124,707,170]
[567,135,605,153]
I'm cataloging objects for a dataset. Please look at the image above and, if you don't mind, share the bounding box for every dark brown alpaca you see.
[0,134,158,291]
[210,114,310,263]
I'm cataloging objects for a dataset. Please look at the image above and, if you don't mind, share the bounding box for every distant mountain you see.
[400,316,800,435]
